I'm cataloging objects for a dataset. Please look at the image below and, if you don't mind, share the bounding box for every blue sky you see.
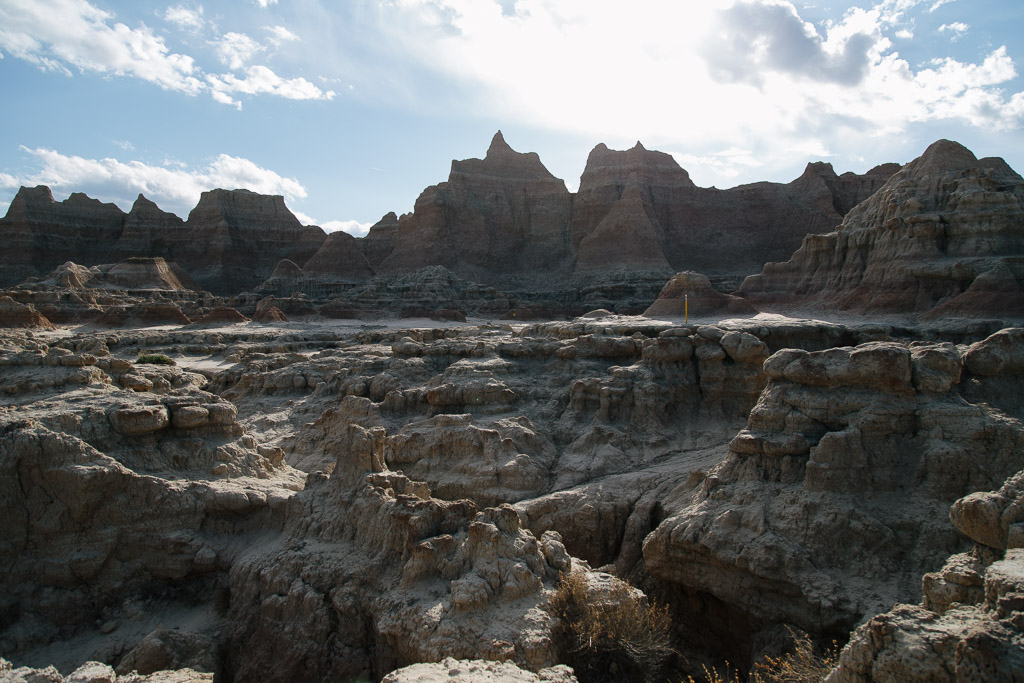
[0,0,1022,235]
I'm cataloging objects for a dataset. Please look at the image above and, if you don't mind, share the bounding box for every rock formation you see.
[644,271,756,318]
[569,143,897,285]
[1,134,904,318]
[741,140,1024,316]
[176,189,326,293]
[0,296,55,329]
[0,188,326,294]
[377,132,575,282]
[0,186,126,286]
[302,230,375,280]
[642,331,1024,664]
[3,134,1024,683]
[113,195,186,262]
[361,212,402,269]
[828,455,1024,681]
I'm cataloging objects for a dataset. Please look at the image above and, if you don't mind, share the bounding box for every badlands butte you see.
[1,135,1024,682]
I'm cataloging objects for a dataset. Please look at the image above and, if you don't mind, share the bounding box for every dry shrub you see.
[549,571,674,683]
[687,628,840,683]
[751,628,840,682]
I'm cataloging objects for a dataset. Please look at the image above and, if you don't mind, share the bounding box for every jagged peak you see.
[487,130,514,157]
[130,194,159,211]
[631,141,647,152]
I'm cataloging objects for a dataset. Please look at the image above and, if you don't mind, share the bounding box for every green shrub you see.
[136,353,175,366]
[549,571,674,683]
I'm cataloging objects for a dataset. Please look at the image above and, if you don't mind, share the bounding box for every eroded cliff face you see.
[569,144,895,285]
[741,139,1024,316]
[179,189,327,293]
[0,188,326,294]
[0,186,126,286]
[3,311,1024,681]
[3,136,1024,682]
[377,132,574,283]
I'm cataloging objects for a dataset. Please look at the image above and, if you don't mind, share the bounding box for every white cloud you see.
[253,0,278,7]
[0,172,19,188]
[321,219,373,237]
[265,25,299,47]
[213,31,262,69]
[207,66,335,104]
[359,0,1021,186]
[938,22,968,38]
[164,5,205,31]
[0,0,204,94]
[929,0,956,11]
[12,147,307,219]
[895,28,914,39]
[0,201,9,218]
[0,0,332,108]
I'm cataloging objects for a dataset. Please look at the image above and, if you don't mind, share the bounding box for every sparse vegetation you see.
[136,353,175,365]
[687,628,841,683]
[549,571,674,683]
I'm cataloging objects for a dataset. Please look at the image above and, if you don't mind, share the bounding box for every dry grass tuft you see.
[687,628,840,683]
[549,571,674,683]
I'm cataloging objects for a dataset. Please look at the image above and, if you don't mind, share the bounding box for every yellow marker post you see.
[685,294,688,324]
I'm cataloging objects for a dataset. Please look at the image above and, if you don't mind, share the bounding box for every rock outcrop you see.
[176,189,326,292]
[361,212,402,269]
[0,296,55,329]
[377,132,574,282]
[0,186,126,286]
[828,459,1024,682]
[570,144,897,284]
[643,333,1024,648]
[302,230,374,280]
[644,271,757,318]
[0,188,326,294]
[741,140,1024,316]
[113,194,186,261]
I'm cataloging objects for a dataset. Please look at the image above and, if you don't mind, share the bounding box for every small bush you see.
[686,628,840,683]
[136,353,175,366]
[751,628,840,682]
[549,571,674,683]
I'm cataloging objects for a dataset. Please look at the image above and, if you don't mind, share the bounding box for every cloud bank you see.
[0,0,333,107]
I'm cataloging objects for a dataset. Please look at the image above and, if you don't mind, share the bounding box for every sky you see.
[0,0,1022,236]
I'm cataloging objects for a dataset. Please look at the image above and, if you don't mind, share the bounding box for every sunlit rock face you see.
[741,139,1024,317]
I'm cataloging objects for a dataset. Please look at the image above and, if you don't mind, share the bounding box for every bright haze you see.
[0,0,1021,236]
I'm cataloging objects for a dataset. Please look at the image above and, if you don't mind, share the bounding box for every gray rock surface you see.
[742,139,1024,317]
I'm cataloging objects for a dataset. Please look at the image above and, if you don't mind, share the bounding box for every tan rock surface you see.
[382,657,578,682]
[4,309,1024,681]
[643,333,1024,636]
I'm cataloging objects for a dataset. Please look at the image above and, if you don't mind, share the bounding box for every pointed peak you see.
[130,193,158,209]
[487,130,514,156]
[631,141,646,152]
